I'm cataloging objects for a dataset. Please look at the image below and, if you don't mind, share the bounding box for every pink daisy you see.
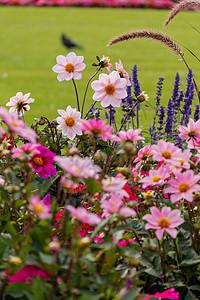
[52,52,86,81]
[12,143,40,159]
[80,119,114,141]
[178,118,200,148]
[164,170,200,203]
[6,92,34,116]
[151,139,181,166]
[142,206,184,240]
[30,195,51,219]
[169,148,191,174]
[30,145,56,178]
[115,59,131,86]
[91,71,127,108]
[66,205,101,225]
[139,165,170,189]
[57,105,82,140]
[115,128,145,143]
[102,176,127,193]
[133,145,153,169]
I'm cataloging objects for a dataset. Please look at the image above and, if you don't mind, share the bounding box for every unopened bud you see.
[129,258,139,268]
[124,142,137,156]
[48,240,60,254]
[68,147,79,156]
[137,92,149,103]
[194,192,200,202]
[9,256,22,266]
[117,167,130,177]
[78,236,91,248]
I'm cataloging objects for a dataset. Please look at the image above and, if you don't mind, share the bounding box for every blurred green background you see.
[0,6,200,130]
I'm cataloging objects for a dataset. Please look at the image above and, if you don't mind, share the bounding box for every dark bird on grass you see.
[61,33,83,50]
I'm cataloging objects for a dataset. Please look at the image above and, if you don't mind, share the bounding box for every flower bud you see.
[137,91,149,103]
[9,256,22,266]
[78,236,91,248]
[194,192,200,202]
[117,167,130,177]
[48,240,60,254]
[68,147,79,156]
[129,258,139,268]
[124,142,137,156]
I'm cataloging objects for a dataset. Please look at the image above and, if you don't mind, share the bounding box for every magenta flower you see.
[66,205,101,225]
[115,59,131,86]
[178,118,200,148]
[0,106,36,143]
[80,119,114,141]
[8,265,51,284]
[30,145,56,178]
[143,206,184,240]
[57,105,82,140]
[91,71,127,107]
[137,288,179,300]
[12,143,40,159]
[139,165,170,189]
[6,92,34,116]
[151,139,181,165]
[116,128,145,143]
[165,170,200,203]
[30,195,51,219]
[52,52,86,81]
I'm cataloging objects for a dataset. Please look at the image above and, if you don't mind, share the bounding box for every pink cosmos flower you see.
[8,265,51,284]
[66,205,101,225]
[115,59,131,86]
[164,170,200,203]
[12,143,40,159]
[60,176,78,190]
[151,139,181,166]
[55,155,101,179]
[102,176,127,193]
[0,106,37,143]
[91,71,127,107]
[169,148,191,174]
[57,105,82,140]
[30,145,56,178]
[6,92,34,116]
[143,206,184,240]
[80,119,114,141]
[30,195,51,219]
[139,165,170,189]
[134,145,153,169]
[178,118,200,148]
[52,52,86,81]
[115,128,145,143]
[137,288,179,300]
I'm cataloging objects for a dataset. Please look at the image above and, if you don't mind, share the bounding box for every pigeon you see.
[61,33,83,50]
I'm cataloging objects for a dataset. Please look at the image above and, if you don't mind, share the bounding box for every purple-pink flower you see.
[12,143,40,159]
[143,206,184,240]
[133,145,152,169]
[165,170,200,203]
[8,265,51,284]
[139,165,170,189]
[80,119,114,141]
[137,288,179,300]
[30,145,56,178]
[52,52,86,81]
[115,128,145,143]
[66,205,101,225]
[178,118,200,148]
[91,71,127,107]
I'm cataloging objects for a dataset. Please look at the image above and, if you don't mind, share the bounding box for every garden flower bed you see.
[0,0,200,299]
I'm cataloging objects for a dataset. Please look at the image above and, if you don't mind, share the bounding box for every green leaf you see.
[184,290,199,300]
[85,178,102,195]
[121,287,140,300]
[189,285,200,292]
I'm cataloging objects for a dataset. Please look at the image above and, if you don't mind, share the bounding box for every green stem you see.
[72,79,80,112]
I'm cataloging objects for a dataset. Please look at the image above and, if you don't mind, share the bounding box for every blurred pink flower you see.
[52,52,86,81]
[91,71,127,107]
[30,145,56,178]
[6,92,34,116]
[102,176,127,193]
[151,139,181,165]
[178,118,200,148]
[139,165,170,189]
[138,287,179,299]
[12,143,40,159]
[143,206,184,240]
[115,59,131,86]
[57,105,82,140]
[66,205,101,225]
[134,145,153,169]
[116,128,145,143]
[30,195,51,219]
[80,119,114,141]
[165,170,200,203]
[169,148,191,174]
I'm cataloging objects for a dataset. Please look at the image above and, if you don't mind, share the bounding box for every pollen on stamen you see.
[65,117,75,127]
[65,63,75,73]
[105,84,115,95]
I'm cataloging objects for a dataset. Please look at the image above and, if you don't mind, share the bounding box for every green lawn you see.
[0,6,200,130]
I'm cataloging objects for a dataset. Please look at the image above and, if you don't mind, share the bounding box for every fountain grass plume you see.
[164,0,200,26]
[107,30,184,57]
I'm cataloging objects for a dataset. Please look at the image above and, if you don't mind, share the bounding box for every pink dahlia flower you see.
[134,145,153,169]
[66,205,101,225]
[143,206,184,240]
[115,59,131,86]
[0,106,36,143]
[169,148,191,174]
[30,195,51,220]
[8,265,51,284]
[116,128,145,143]
[138,287,179,300]
[6,92,34,117]
[102,176,127,193]
[80,119,114,141]
[52,52,86,81]
[91,71,127,107]
[12,143,40,159]
[57,105,82,140]
[151,139,181,166]
[30,145,56,178]
[178,118,200,148]
[139,165,170,189]
[164,170,200,203]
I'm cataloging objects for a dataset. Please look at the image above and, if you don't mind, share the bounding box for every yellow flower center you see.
[105,84,115,95]
[65,63,75,73]
[179,182,189,192]
[179,159,184,166]
[162,150,171,159]
[65,117,75,127]
[35,203,43,214]
[33,156,44,166]
[152,175,161,182]
[12,122,19,127]
[158,217,170,228]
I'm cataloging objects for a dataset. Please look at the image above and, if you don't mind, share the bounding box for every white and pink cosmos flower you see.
[55,155,101,179]
[30,195,51,220]
[151,140,181,166]
[115,128,145,143]
[165,170,200,203]
[91,71,127,107]
[102,176,127,193]
[66,205,101,225]
[6,92,34,117]
[57,105,82,140]
[139,165,170,189]
[0,106,37,143]
[143,206,184,240]
[169,148,191,174]
[80,119,114,141]
[178,118,200,148]
[52,52,86,81]
[115,60,131,86]
[134,145,153,169]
